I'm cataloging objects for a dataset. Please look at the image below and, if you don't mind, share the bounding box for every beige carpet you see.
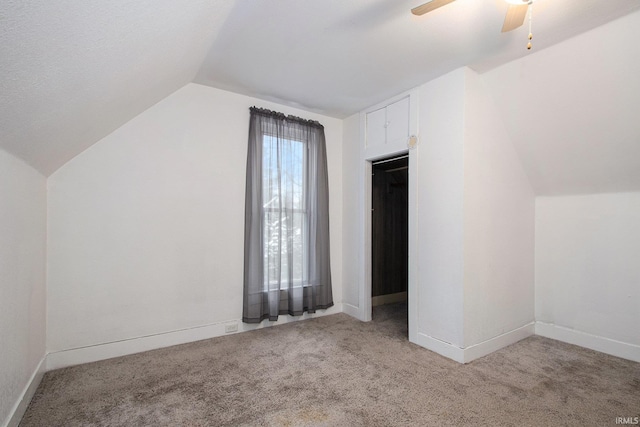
[21,303,640,426]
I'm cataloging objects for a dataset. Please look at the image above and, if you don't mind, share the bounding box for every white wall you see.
[47,83,343,365]
[536,193,640,362]
[341,113,361,313]
[347,67,535,363]
[347,64,635,364]
[414,69,466,352]
[0,149,47,427]
[337,69,471,359]
[463,69,535,350]
[481,10,640,196]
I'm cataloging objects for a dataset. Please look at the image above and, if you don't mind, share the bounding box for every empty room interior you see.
[2,0,639,425]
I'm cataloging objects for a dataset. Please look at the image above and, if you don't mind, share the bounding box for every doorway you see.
[371,154,409,333]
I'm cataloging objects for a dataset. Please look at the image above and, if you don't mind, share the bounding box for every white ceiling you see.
[483,9,640,195]
[194,0,640,117]
[0,0,235,175]
[1,0,639,186]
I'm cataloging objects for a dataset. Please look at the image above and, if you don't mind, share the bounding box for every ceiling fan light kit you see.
[412,0,535,50]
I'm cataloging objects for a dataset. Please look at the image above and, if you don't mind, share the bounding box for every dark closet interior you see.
[371,155,408,303]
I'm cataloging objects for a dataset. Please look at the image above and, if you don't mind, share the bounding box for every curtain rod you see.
[249,106,324,129]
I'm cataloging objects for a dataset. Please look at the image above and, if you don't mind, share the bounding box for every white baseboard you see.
[463,322,535,363]
[371,292,407,307]
[414,323,535,364]
[535,322,640,363]
[342,302,361,320]
[47,303,343,370]
[3,356,46,427]
[414,332,465,363]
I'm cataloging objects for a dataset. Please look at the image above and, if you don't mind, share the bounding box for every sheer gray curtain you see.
[243,107,333,323]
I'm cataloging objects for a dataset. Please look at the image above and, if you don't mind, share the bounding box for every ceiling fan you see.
[411,0,533,33]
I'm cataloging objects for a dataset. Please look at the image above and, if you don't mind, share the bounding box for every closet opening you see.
[371,153,409,336]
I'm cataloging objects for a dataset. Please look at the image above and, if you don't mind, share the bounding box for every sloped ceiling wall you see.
[194,0,640,120]
[482,10,640,195]
[0,0,236,176]
[1,0,638,195]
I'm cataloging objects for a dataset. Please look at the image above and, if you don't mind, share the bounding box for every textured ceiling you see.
[0,0,235,176]
[1,0,639,179]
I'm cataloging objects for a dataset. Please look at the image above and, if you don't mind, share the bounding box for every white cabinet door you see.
[385,96,410,146]
[365,107,386,149]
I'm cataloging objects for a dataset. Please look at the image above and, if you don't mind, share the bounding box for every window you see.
[243,107,333,323]
[262,135,308,289]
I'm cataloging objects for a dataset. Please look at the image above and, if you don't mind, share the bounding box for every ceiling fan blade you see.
[411,0,456,16]
[502,4,529,32]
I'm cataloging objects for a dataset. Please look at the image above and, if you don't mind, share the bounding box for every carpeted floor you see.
[21,303,640,426]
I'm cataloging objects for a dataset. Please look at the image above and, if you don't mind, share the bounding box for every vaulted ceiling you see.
[0,0,235,175]
[1,0,640,190]
[484,9,640,195]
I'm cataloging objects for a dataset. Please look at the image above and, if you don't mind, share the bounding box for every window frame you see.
[260,133,310,291]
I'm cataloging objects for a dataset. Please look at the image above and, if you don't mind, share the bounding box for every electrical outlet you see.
[224,322,238,333]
